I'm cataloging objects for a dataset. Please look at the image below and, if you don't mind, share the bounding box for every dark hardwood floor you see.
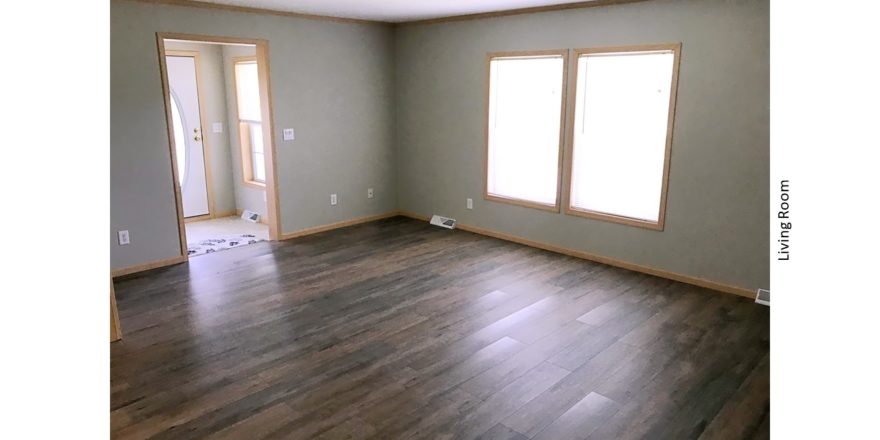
[111,216,769,440]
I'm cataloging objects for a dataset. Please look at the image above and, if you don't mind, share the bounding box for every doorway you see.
[166,51,212,219]
[157,33,281,260]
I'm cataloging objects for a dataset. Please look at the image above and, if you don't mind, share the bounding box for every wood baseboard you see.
[281,211,399,240]
[111,255,188,278]
[210,210,238,220]
[111,211,755,298]
[113,212,396,277]
[396,210,754,299]
[184,210,238,223]
[398,211,430,221]
[183,214,211,223]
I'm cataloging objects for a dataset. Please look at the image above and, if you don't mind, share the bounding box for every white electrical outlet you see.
[467,198,473,210]
[212,122,223,133]
[118,230,130,245]
[330,194,338,205]
[283,128,295,141]
[367,188,374,199]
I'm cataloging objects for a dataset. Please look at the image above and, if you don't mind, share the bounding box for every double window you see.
[485,44,681,230]
[233,57,266,187]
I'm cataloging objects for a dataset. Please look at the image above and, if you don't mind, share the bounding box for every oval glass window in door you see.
[170,92,188,187]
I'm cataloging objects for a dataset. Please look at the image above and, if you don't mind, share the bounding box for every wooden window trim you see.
[562,43,682,231]
[484,49,569,213]
[232,55,266,189]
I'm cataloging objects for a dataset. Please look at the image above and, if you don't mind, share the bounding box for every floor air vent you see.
[241,210,261,223]
[430,215,457,230]
[755,289,770,306]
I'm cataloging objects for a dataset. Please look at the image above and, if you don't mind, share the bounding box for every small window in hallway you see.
[233,57,266,186]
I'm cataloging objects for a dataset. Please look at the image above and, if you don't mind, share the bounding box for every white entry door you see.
[167,55,210,218]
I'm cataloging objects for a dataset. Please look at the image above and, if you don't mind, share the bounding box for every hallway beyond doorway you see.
[185,216,268,257]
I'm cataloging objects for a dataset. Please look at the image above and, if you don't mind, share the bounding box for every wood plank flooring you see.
[111,216,769,439]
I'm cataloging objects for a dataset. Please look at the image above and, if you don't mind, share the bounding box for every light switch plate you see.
[283,128,295,141]
[330,194,337,205]
[212,122,223,133]
[467,198,473,210]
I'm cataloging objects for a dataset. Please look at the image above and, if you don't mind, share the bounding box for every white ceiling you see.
[197,0,603,23]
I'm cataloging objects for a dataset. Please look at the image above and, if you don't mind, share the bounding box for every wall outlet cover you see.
[117,230,130,245]
[368,188,374,198]
[283,128,295,141]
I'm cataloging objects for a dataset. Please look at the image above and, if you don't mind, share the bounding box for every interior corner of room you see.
[110,0,768,294]
[110,0,769,437]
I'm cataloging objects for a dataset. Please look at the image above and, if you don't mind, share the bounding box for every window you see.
[233,57,266,187]
[485,51,567,210]
[169,92,187,186]
[567,44,680,229]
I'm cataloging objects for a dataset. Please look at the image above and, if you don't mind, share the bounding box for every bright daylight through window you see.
[568,46,679,227]
[486,52,566,209]
[234,59,266,185]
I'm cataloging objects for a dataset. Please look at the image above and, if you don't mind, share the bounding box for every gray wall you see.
[164,40,237,215]
[221,45,267,219]
[112,0,769,292]
[394,0,770,291]
[111,0,396,270]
